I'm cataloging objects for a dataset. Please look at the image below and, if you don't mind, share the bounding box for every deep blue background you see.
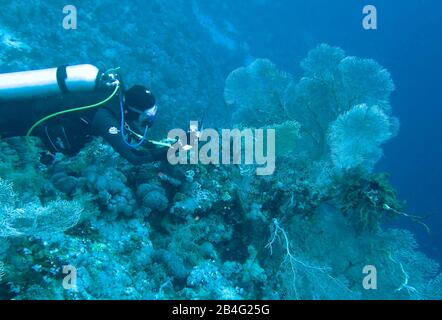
[227,0,442,262]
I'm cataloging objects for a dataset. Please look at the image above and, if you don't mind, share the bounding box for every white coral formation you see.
[225,44,398,172]
[328,104,395,171]
[224,59,292,127]
[0,178,82,238]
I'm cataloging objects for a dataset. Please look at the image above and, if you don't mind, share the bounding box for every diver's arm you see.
[135,139,169,162]
[91,108,154,165]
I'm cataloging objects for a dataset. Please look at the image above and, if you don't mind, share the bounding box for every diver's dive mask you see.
[135,104,158,128]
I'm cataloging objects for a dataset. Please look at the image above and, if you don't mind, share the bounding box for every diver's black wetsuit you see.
[0,89,158,165]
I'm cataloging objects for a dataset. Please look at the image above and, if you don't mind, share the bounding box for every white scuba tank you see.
[0,64,100,100]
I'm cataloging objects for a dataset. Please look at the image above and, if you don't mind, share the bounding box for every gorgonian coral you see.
[225,44,398,173]
[224,58,292,127]
[328,104,397,171]
[0,178,82,238]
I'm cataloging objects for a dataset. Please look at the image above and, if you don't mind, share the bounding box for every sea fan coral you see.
[0,178,82,238]
[328,104,395,171]
[224,58,292,127]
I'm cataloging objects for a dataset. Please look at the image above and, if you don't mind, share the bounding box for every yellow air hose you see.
[26,84,120,137]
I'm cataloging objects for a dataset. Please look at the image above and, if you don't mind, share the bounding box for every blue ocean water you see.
[223,0,442,262]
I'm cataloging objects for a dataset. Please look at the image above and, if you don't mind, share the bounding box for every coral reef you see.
[1,130,440,300]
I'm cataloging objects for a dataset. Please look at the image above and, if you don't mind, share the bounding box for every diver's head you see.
[124,85,157,126]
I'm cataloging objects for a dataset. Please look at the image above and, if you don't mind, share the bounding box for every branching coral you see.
[224,44,398,174]
[378,229,442,299]
[338,56,395,113]
[285,44,396,166]
[290,44,395,117]
[266,218,357,299]
[224,58,292,127]
[0,178,82,238]
[0,178,14,205]
[328,104,396,171]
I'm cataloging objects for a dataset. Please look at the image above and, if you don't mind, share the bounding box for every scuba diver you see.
[0,65,165,165]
